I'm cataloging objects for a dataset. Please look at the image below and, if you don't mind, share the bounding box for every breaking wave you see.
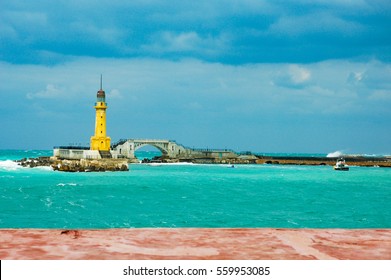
[326,151,344,158]
[0,160,53,172]
[0,160,23,171]
[57,183,79,187]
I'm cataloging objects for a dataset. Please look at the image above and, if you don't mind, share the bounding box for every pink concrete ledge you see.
[1,228,390,260]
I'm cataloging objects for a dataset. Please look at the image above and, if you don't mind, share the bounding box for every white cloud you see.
[162,31,202,52]
[293,0,369,8]
[27,84,63,99]
[272,65,311,88]
[69,21,124,46]
[108,89,122,99]
[347,72,364,85]
[268,13,365,37]
[142,31,230,56]
[3,10,48,27]
[289,65,311,84]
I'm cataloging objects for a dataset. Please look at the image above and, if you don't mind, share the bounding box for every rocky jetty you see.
[16,157,52,168]
[51,158,129,172]
[142,154,391,167]
[16,157,129,172]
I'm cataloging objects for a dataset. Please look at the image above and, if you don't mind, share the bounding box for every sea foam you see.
[0,160,53,172]
[57,183,78,187]
[0,160,23,171]
[326,151,344,158]
[34,166,53,171]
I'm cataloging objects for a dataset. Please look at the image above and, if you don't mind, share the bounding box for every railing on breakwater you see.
[174,140,237,154]
[111,139,128,149]
[53,146,90,150]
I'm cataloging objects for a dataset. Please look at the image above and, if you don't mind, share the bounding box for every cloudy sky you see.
[1,0,390,154]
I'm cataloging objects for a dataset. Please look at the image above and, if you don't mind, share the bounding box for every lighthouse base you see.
[90,136,111,151]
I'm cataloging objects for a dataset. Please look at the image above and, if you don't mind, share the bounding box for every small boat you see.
[334,158,349,171]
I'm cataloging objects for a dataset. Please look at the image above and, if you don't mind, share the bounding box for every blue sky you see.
[1,0,390,154]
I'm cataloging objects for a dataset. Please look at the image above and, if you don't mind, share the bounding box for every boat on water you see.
[334,158,349,171]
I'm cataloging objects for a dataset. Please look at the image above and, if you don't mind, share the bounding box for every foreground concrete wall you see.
[1,228,390,260]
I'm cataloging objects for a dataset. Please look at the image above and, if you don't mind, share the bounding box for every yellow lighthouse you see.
[90,77,111,151]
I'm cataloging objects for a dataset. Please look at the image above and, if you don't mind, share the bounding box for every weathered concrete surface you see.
[0,228,390,260]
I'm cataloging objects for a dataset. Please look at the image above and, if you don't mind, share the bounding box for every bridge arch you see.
[133,142,168,155]
[110,138,239,162]
[111,139,184,160]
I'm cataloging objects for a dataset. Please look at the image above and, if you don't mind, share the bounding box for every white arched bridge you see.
[110,139,238,162]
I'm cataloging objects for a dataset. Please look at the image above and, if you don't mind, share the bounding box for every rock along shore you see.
[16,157,129,172]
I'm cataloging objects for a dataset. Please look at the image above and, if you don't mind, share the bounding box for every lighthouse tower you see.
[90,76,111,151]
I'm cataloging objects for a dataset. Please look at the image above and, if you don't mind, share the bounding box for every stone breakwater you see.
[147,154,391,167]
[16,157,129,172]
[256,156,391,167]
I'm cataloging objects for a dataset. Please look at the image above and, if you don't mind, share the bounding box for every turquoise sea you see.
[0,150,390,229]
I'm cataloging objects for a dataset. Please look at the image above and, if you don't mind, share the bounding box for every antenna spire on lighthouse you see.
[100,74,103,90]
